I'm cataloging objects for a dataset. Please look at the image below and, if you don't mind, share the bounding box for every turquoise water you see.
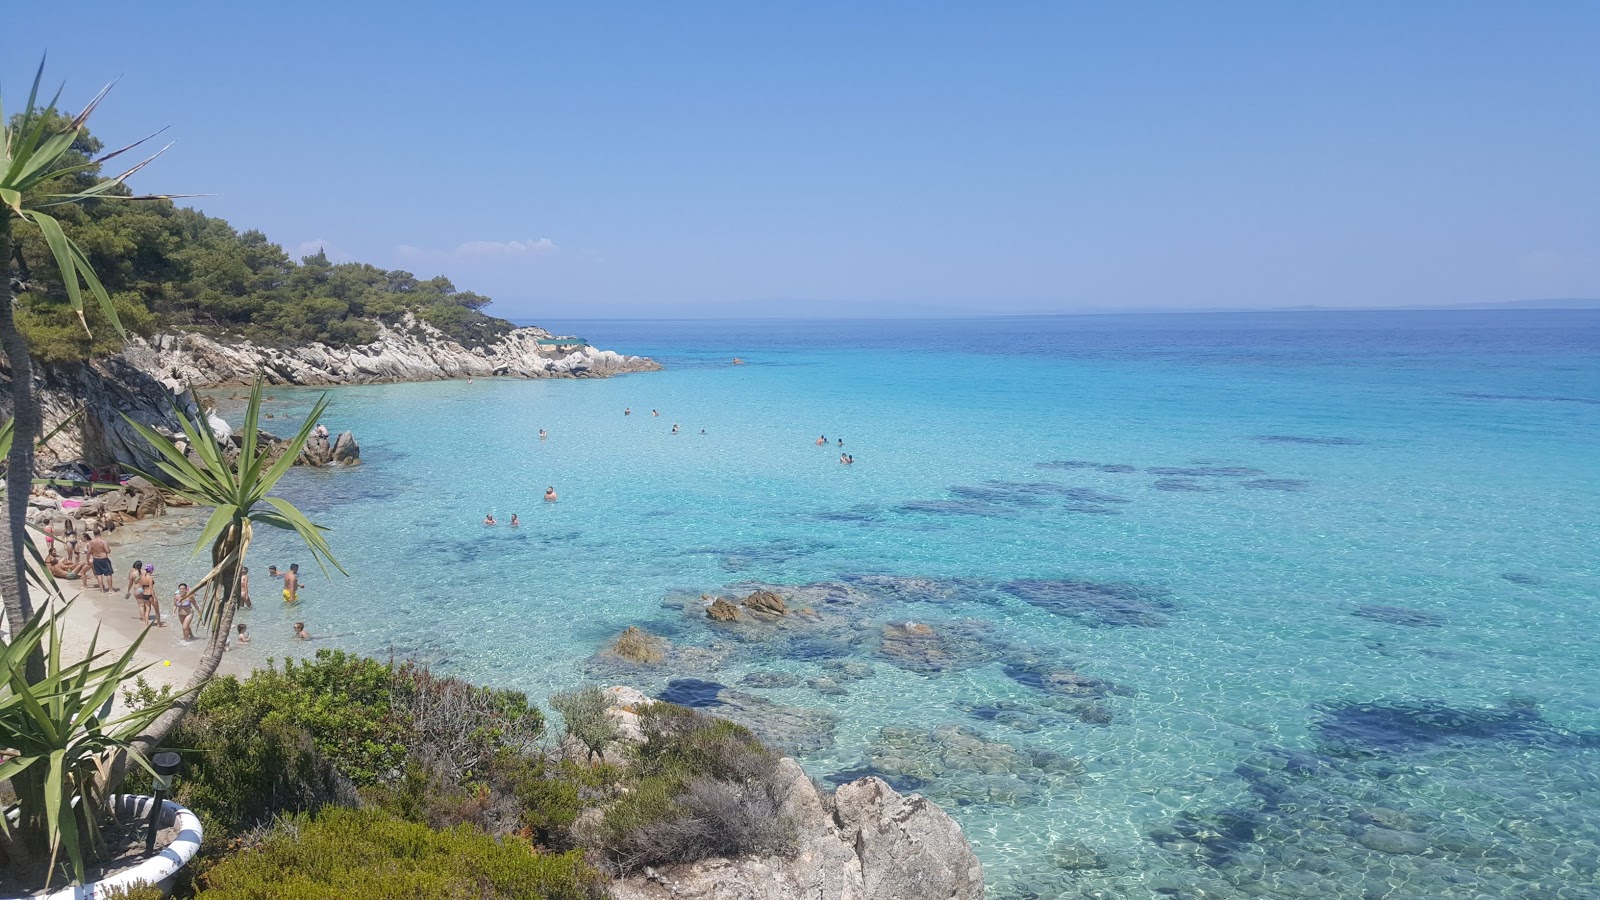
[195,311,1597,898]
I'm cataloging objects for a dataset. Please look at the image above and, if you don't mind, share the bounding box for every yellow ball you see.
[163,660,172,666]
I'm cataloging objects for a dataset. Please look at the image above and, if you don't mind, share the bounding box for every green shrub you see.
[392,663,545,783]
[99,884,164,900]
[198,807,606,900]
[549,685,618,762]
[591,703,796,874]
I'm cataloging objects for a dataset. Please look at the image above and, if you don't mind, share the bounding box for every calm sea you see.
[188,310,1597,898]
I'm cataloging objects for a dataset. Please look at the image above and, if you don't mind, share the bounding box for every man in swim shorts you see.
[88,530,114,593]
[283,563,300,603]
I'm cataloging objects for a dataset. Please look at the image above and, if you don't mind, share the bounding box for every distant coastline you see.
[520,299,1600,325]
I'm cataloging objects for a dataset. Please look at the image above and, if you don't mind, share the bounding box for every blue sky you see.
[10,2,1599,318]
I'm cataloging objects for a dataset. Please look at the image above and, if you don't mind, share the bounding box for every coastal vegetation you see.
[119,650,793,898]
[9,116,511,365]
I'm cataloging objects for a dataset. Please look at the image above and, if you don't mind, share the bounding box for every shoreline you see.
[40,513,252,695]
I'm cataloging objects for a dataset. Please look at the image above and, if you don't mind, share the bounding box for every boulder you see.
[331,430,361,465]
[833,777,985,900]
[607,626,669,665]
[611,762,982,900]
[705,597,741,622]
[299,434,335,467]
[124,477,166,519]
[743,589,789,617]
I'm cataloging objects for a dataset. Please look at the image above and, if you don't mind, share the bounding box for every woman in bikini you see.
[174,583,197,640]
[138,565,162,627]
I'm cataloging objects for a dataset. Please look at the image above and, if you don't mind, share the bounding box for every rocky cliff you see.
[3,315,658,470]
[120,315,660,388]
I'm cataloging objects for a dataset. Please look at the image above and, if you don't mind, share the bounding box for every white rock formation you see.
[119,314,659,388]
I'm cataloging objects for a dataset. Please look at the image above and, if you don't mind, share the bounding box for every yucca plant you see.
[0,601,174,889]
[2,57,179,641]
[121,377,343,752]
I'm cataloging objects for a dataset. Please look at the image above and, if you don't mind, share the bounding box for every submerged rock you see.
[740,671,803,689]
[658,678,837,753]
[1357,826,1430,855]
[1052,840,1107,870]
[877,620,1008,674]
[1352,604,1446,628]
[607,626,669,664]
[1002,579,1176,627]
[1312,697,1591,756]
[1003,660,1135,699]
[1241,478,1311,491]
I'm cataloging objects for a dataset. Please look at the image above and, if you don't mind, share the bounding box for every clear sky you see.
[10,2,1599,318]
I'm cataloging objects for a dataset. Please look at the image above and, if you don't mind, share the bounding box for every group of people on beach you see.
[44,524,116,588]
[106,554,312,646]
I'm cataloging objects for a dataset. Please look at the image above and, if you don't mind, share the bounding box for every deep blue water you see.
[177,310,1597,898]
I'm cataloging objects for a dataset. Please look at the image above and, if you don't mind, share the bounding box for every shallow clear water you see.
[186,311,1597,898]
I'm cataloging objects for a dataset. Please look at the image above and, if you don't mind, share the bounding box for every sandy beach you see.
[35,512,252,694]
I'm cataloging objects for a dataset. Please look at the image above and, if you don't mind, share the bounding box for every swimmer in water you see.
[484,512,496,526]
[538,429,548,441]
[816,435,827,446]
[838,438,843,447]
[841,453,855,465]
[625,407,632,416]
[652,409,660,417]
[671,423,679,434]
[235,623,250,645]
[545,486,558,502]
[293,622,313,640]
[510,514,520,527]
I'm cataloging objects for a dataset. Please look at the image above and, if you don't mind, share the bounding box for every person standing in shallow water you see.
[238,566,252,609]
[283,563,300,603]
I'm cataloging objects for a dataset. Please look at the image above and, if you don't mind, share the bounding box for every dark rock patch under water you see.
[1312,697,1597,756]
[876,620,1009,674]
[658,678,838,753]
[1003,660,1137,700]
[837,573,991,605]
[1500,571,1544,586]
[1002,579,1176,627]
[1254,434,1366,445]
[853,723,1086,809]
[686,538,836,572]
[1241,478,1311,491]
[897,499,1019,518]
[1035,460,1139,473]
[1152,477,1225,492]
[805,504,882,525]
[1352,605,1447,628]
[1147,466,1267,477]
[740,671,803,689]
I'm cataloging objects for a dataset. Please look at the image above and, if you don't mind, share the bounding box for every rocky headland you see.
[6,314,657,470]
[119,314,659,389]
